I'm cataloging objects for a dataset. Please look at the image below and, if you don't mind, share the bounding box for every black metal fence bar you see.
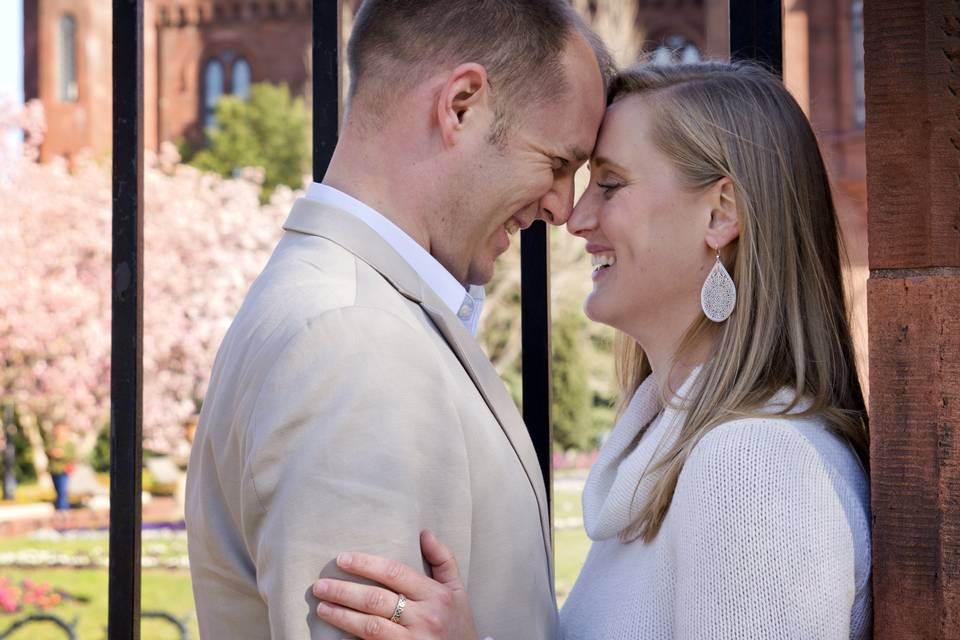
[313,0,341,181]
[730,0,784,75]
[109,0,145,638]
[520,223,553,518]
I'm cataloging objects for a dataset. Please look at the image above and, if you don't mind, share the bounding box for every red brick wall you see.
[799,0,870,386]
[24,0,868,255]
[865,0,960,635]
[27,0,112,162]
[636,0,708,54]
[27,0,312,159]
[153,0,312,150]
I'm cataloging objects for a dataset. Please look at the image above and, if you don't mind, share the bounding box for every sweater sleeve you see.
[671,420,857,640]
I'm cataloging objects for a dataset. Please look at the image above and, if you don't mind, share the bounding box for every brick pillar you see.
[782,0,809,116]
[865,1,960,638]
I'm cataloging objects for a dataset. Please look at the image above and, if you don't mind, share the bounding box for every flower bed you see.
[0,528,189,570]
[0,577,80,614]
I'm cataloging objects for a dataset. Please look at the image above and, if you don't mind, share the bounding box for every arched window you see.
[680,43,701,64]
[851,0,865,128]
[59,14,78,102]
[232,58,251,101]
[651,35,702,66]
[652,46,674,65]
[203,59,224,129]
[201,52,254,135]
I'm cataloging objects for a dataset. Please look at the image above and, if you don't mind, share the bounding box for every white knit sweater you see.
[559,370,872,639]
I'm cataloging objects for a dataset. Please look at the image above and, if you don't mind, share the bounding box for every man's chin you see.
[465,260,495,287]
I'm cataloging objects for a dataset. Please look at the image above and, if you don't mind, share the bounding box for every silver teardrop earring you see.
[701,246,736,322]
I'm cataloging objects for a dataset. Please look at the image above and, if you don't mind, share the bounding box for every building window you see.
[202,54,253,130]
[232,58,251,101]
[203,59,224,129]
[59,14,78,102]
[651,35,702,65]
[851,0,865,128]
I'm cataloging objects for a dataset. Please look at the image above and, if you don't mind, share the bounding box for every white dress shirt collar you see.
[304,182,485,335]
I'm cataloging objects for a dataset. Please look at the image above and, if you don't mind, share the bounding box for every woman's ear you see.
[436,63,490,147]
[704,177,740,251]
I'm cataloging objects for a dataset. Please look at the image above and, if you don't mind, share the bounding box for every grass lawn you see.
[553,471,591,606]
[0,527,194,638]
[0,567,197,640]
[0,471,592,636]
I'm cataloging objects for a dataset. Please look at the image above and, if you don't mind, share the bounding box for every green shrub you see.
[90,425,110,473]
[1,405,37,484]
[174,136,196,164]
[11,424,35,483]
[551,312,602,451]
[191,82,310,202]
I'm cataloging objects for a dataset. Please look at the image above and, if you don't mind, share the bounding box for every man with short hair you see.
[186,1,609,637]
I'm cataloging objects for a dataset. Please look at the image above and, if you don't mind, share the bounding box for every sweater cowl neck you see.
[582,365,702,541]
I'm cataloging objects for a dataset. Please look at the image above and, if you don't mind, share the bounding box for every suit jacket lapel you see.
[284,198,425,301]
[282,199,553,560]
[417,296,553,561]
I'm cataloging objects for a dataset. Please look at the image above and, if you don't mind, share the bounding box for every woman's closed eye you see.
[597,181,624,197]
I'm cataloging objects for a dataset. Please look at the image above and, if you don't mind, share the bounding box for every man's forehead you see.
[554,99,605,163]
[540,139,592,166]
[526,103,599,162]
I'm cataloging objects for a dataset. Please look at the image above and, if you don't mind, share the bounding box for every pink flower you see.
[1,106,289,454]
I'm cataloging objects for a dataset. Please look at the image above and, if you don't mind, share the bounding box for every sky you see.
[0,1,23,150]
[0,1,23,103]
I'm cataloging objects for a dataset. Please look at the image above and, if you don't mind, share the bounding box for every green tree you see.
[11,423,36,483]
[192,83,309,202]
[551,312,599,451]
[90,425,111,473]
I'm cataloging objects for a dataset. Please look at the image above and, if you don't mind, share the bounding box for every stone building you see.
[22,0,868,289]
[23,0,332,160]
[24,0,864,167]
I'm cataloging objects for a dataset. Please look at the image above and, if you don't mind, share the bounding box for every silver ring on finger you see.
[389,593,407,624]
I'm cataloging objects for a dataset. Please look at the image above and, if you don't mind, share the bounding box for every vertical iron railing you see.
[520,224,553,517]
[313,0,341,180]
[730,0,784,75]
[109,0,144,638]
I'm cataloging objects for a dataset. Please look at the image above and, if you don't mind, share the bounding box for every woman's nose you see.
[566,192,597,237]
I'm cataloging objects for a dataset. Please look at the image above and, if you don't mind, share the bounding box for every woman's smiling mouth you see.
[591,253,617,275]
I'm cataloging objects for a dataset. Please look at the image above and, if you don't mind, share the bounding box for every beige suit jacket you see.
[186,199,557,639]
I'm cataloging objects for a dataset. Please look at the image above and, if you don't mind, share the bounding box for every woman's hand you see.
[312,529,481,640]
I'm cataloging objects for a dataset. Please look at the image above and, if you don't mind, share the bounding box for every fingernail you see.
[313,581,327,597]
[337,553,352,567]
[316,601,333,615]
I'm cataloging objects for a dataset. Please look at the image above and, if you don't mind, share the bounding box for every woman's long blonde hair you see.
[612,61,869,543]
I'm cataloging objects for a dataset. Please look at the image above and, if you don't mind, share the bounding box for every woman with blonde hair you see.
[307,61,872,639]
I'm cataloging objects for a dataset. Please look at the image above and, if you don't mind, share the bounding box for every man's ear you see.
[436,63,490,147]
[704,177,740,252]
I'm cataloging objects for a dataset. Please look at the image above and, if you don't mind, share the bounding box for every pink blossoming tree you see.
[0,101,293,471]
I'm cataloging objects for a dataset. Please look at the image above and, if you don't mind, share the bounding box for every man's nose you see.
[538,180,575,226]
